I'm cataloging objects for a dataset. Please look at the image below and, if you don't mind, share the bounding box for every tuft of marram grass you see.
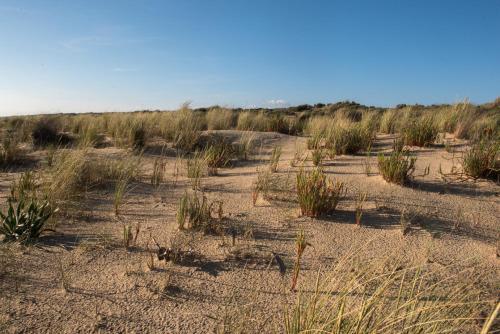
[296,168,346,217]
[461,139,499,179]
[186,151,206,189]
[0,136,25,168]
[283,257,495,334]
[206,107,234,130]
[311,149,324,166]
[269,146,282,172]
[176,191,223,234]
[378,149,416,185]
[40,150,140,212]
[402,116,438,147]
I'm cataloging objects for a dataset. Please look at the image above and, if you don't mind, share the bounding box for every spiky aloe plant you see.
[0,199,56,243]
[296,168,346,217]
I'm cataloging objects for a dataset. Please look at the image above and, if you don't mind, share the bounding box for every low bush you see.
[0,199,56,244]
[32,117,68,147]
[296,168,346,217]
[461,139,499,179]
[378,150,416,185]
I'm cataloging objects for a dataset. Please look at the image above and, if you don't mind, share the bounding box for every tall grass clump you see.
[305,116,329,149]
[296,168,346,217]
[461,139,499,179]
[234,131,255,161]
[42,150,140,211]
[283,257,494,334]
[172,106,202,152]
[176,191,223,234]
[9,171,39,203]
[379,109,399,134]
[402,116,438,147]
[311,149,324,166]
[151,157,166,189]
[325,119,374,155]
[206,107,234,130]
[0,136,24,168]
[448,100,477,139]
[186,151,206,189]
[203,135,234,175]
[269,146,282,172]
[378,150,416,185]
[31,117,68,148]
[114,176,130,216]
[236,111,269,132]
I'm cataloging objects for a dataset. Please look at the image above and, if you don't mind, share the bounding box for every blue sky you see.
[0,0,499,115]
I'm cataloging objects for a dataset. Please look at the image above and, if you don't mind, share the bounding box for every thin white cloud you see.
[266,99,289,108]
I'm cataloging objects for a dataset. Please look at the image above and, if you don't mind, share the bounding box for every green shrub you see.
[32,117,68,147]
[402,117,438,147]
[0,199,56,243]
[378,150,416,185]
[296,168,346,217]
[461,139,499,179]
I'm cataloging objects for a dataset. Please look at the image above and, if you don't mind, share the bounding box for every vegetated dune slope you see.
[0,130,498,333]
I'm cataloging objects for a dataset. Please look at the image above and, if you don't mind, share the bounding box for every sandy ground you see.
[0,131,498,333]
